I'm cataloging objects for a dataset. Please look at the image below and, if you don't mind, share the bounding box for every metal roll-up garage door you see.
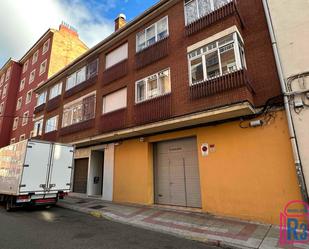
[73,158,89,194]
[154,137,202,208]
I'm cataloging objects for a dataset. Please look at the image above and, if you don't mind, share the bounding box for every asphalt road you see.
[0,205,218,249]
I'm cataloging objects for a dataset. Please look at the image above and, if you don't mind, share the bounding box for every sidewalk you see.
[58,196,308,249]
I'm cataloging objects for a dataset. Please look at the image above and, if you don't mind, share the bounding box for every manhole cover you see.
[90,205,106,210]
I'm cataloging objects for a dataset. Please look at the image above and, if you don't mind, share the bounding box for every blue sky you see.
[0,0,158,67]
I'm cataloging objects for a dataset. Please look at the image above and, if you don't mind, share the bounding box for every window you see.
[106,44,128,69]
[103,88,127,114]
[19,78,26,91]
[62,93,96,128]
[26,90,32,104]
[45,116,58,133]
[2,84,8,99]
[49,82,62,100]
[188,32,245,85]
[184,0,231,25]
[23,60,29,73]
[65,59,98,91]
[88,59,99,78]
[32,50,38,64]
[66,66,86,90]
[5,67,11,81]
[16,97,22,110]
[42,39,50,55]
[135,69,171,103]
[29,69,36,84]
[19,134,26,141]
[22,111,29,126]
[136,16,169,52]
[39,59,47,75]
[33,118,43,136]
[13,117,19,130]
[37,91,46,106]
[0,74,4,86]
[0,102,4,115]
[10,138,15,144]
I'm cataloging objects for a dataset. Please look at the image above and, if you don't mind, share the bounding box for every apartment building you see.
[0,23,88,146]
[0,60,22,147]
[264,0,309,199]
[34,0,302,224]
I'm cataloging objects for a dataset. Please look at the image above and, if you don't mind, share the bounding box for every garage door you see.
[154,137,201,208]
[73,158,89,194]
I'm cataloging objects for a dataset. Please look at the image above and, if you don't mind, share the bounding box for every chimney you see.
[115,14,126,31]
[59,21,79,37]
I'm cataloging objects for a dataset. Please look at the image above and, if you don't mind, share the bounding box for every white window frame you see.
[135,68,171,103]
[62,92,96,128]
[5,67,11,81]
[26,90,33,104]
[32,50,39,65]
[0,102,4,115]
[42,39,50,55]
[33,117,44,137]
[23,60,29,73]
[2,84,8,99]
[19,78,26,91]
[49,82,62,100]
[22,111,30,126]
[0,74,4,86]
[10,138,16,144]
[184,0,232,25]
[188,31,245,85]
[136,16,169,52]
[29,69,36,84]
[36,91,46,107]
[65,66,86,91]
[45,115,58,133]
[19,134,26,141]
[13,117,19,130]
[16,97,22,110]
[39,59,47,75]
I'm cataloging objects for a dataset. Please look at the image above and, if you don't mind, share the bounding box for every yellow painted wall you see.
[113,110,302,224]
[48,29,88,78]
[113,139,154,204]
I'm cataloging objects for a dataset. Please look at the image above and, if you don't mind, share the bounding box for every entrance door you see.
[73,158,89,194]
[154,137,201,208]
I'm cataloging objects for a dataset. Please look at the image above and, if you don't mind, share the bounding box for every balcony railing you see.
[102,59,128,85]
[64,75,97,99]
[185,0,242,36]
[134,93,172,125]
[135,37,169,70]
[46,95,61,112]
[33,103,45,114]
[59,119,95,136]
[189,69,255,100]
[99,108,127,133]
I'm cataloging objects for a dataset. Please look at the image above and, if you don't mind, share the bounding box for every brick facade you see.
[34,0,281,145]
[0,24,88,146]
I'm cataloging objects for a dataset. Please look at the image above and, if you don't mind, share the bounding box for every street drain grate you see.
[90,205,106,210]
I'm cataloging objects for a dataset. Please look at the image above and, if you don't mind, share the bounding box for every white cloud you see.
[0,0,115,66]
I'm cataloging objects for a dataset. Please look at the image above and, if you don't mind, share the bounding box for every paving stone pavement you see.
[57,196,309,249]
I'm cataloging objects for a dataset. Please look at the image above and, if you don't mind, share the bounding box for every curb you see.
[57,202,252,249]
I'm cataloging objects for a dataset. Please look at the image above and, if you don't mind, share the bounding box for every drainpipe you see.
[262,0,308,202]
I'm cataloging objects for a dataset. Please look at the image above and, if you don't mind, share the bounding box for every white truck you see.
[0,140,74,211]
